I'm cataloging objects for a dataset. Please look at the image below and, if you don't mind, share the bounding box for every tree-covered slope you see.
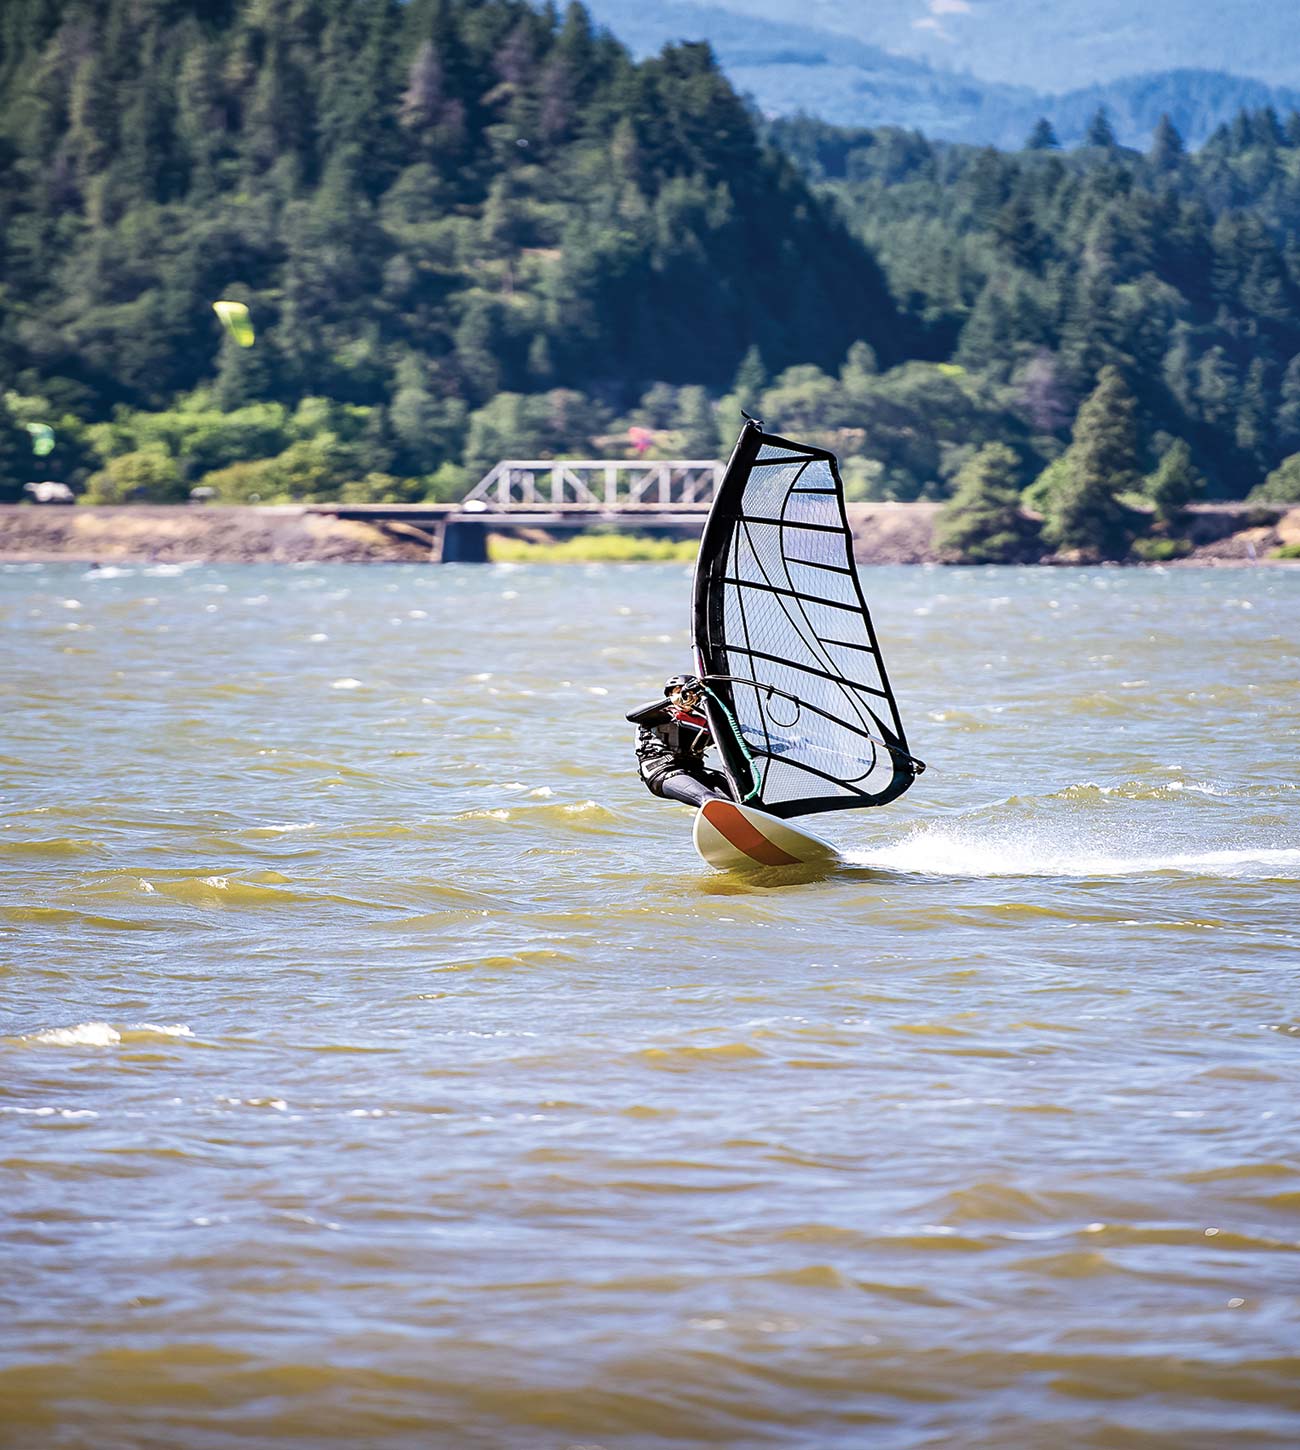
[4,0,1300,555]
[0,0,898,493]
[772,111,1300,498]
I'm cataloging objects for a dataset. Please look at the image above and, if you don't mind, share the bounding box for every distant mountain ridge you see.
[582,0,1300,148]
[615,0,1300,94]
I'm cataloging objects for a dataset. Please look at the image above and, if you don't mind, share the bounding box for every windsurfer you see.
[628,674,734,808]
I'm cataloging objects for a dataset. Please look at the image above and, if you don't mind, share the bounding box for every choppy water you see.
[2,561,1299,1450]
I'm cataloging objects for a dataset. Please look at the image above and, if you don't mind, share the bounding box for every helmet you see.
[664,673,704,710]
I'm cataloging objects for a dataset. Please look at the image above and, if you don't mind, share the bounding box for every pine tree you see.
[1026,117,1058,151]
[1250,453,1300,504]
[1149,114,1184,171]
[0,398,31,503]
[389,352,443,473]
[934,443,1037,563]
[1146,439,1204,526]
[992,194,1042,269]
[676,386,719,457]
[731,345,767,410]
[1235,356,1271,468]
[454,297,502,401]
[526,333,555,387]
[1254,106,1284,149]
[1044,365,1141,558]
[1085,108,1117,149]
[1023,452,1073,515]
[840,340,879,397]
[1276,354,1300,456]
[213,331,269,412]
[176,37,227,203]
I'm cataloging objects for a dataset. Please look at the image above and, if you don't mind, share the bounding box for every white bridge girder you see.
[463,459,723,510]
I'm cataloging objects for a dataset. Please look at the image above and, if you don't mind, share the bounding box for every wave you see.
[451,799,621,830]
[846,821,1300,880]
[1047,779,1230,802]
[0,836,105,858]
[8,1022,193,1048]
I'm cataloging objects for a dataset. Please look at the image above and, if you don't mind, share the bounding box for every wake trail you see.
[845,824,1300,880]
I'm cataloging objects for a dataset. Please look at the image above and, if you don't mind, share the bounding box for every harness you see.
[628,699,713,784]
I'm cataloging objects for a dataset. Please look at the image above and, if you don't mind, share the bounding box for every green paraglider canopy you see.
[213,299,255,347]
[24,422,55,456]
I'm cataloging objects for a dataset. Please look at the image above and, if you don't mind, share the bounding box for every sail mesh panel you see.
[696,428,918,818]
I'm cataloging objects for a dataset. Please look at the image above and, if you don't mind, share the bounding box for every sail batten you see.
[692,420,922,819]
[720,578,864,613]
[718,645,893,697]
[733,514,847,534]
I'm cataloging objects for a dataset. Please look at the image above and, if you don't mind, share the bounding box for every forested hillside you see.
[3,0,1300,559]
[772,111,1300,508]
[0,0,896,501]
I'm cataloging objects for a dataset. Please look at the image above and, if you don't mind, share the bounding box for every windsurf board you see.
[692,798,840,871]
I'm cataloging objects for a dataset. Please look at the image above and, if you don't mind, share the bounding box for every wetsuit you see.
[627,698,733,808]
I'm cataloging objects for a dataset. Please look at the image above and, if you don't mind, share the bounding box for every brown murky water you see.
[2,561,1298,1449]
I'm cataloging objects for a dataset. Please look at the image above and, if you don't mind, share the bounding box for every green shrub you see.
[192,458,281,502]
[423,462,470,501]
[1250,453,1300,504]
[1131,536,1192,561]
[488,532,697,562]
[83,449,185,503]
[1023,452,1070,512]
[337,473,417,504]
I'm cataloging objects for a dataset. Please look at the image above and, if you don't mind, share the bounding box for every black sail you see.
[693,419,923,819]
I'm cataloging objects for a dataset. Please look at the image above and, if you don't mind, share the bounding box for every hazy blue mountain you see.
[1033,71,1300,153]
[583,0,1300,147]
[643,0,1300,94]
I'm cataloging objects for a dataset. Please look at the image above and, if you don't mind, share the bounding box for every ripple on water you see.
[3,564,1300,1449]
[6,1021,194,1048]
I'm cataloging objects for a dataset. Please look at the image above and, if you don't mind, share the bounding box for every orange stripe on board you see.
[702,800,801,866]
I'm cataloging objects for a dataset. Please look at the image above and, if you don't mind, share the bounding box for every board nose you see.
[700,799,802,867]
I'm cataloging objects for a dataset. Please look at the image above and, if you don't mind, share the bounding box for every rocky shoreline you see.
[0,505,433,565]
[0,501,1295,566]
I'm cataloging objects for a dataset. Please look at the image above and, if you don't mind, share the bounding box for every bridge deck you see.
[306,503,710,529]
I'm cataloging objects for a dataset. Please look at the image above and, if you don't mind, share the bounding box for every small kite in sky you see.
[213,299,255,347]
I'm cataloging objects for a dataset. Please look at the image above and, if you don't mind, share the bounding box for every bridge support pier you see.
[440,520,488,563]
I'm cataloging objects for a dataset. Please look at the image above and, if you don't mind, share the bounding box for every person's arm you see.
[626,699,672,725]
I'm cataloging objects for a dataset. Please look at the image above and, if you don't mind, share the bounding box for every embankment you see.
[0,501,1295,565]
[0,505,431,564]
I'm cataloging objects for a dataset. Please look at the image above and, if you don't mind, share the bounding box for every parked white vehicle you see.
[24,480,74,504]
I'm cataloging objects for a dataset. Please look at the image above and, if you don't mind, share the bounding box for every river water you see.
[2,561,1298,1449]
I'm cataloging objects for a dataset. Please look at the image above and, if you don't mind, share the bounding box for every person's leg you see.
[700,768,735,801]
[656,770,729,808]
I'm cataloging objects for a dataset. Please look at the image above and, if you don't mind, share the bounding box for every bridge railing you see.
[463,459,723,510]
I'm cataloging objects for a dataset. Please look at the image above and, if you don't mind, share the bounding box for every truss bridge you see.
[462,459,722,511]
[306,458,723,561]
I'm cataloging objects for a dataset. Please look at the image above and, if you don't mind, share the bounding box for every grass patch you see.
[487,532,698,562]
[1272,542,1300,559]
[1130,536,1192,562]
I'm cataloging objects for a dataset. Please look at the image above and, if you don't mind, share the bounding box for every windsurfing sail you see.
[693,418,924,819]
